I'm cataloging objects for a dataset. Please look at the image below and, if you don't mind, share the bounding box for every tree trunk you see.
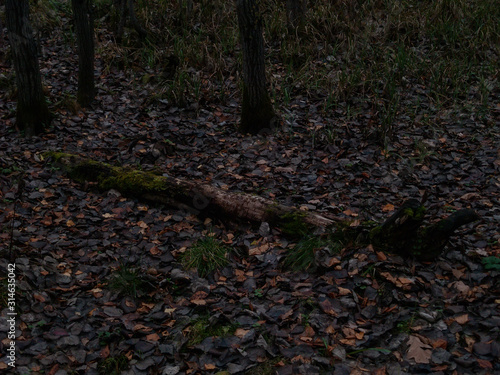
[236,0,277,135]
[285,0,305,35]
[71,0,95,107]
[114,0,148,42]
[46,152,480,262]
[5,0,51,137]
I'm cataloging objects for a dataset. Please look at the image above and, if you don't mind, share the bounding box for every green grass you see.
[28,0,498,141]
[108,264,149,298]
[283,235,342,271]
[182,235,229,277]
[396,313,416,334]
[97,354,129,375]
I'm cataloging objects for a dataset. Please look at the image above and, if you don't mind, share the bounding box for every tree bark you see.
[71,0,95,107]
[236,0,277,135]
[114,0,148,42]
[5,0,51,137]
[369,199,480,261]
[46,152,480,262]
[45,152,334,229]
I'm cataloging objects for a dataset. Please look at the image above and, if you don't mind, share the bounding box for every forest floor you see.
[1,2,500,374]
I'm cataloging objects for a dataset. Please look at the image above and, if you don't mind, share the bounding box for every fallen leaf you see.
[432,338,448,349]
[146,333,160,341]
[234,328,249,338]
[454,314,469,325]
[382,204,395,212]
[249,243,269,256]
[477,359,493,369]
[406,335,432,364]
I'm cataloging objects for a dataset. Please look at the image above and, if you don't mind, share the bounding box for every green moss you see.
[98,169,167,194]
[403,206,426,220]
[44,152,178,197]
[278,211,311,237]
[283,234,343,271]
[43,151,73,162]
[369,225,383,239]
[186,314,237,347]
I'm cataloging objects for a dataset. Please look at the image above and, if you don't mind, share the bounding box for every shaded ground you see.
[1,5,500,375]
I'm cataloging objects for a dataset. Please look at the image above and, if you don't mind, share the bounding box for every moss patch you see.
[186,315,238,347]
[278,211,312,238]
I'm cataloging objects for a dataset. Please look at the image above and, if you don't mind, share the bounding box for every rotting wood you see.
[45,152,480,261]
[44,152,334,229]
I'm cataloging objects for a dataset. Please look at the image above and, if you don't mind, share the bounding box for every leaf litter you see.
[0,9,499,375]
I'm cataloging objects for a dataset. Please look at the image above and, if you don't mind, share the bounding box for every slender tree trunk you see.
[71,0,95,107]
[5,0,51,137]
[116,0,127,41]
[126,0,148,40]
[236,0,276,135]
[114,0,148,42]
[285,0,305,35]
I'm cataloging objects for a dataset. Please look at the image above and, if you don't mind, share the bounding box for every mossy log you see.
[44,152,334,230]
[45,152,480,261]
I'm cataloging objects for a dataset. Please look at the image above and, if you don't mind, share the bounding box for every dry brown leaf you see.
[249,243,269,256]
[338,287,351,296]
[477,359,493,369]
[133,324,153,332]
[191,299,207,306]
[382,203,395,212]
[432,338,448,349]
[33,293,46,302]
[454,314,469,325]
[146,333,160,341]
[325,325,336,334]
[234,328,250,338]
[406,335,432,364]
[343,209,358,217]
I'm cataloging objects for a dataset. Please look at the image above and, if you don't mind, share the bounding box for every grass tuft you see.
[283,235,341,271]
[97,354,129,375]
[182,235,229,277]
[29,0,498,142]
[108,264,149,298]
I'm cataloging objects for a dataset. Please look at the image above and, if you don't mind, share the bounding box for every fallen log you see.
[45,152,480,261]
[369,199,480,261]
[44,152,334,231]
